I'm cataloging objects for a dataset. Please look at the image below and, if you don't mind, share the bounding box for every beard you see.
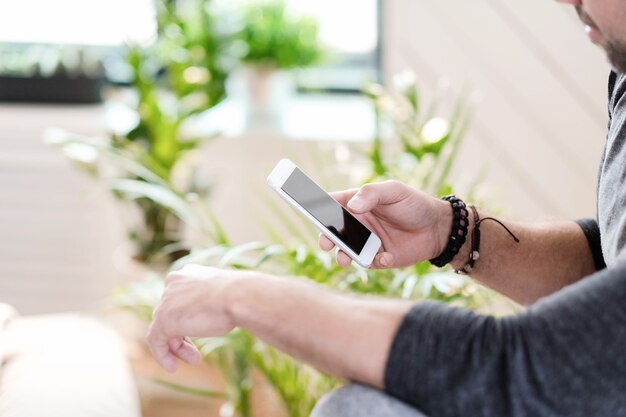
[575,6,626,74]
[606,40,626,74]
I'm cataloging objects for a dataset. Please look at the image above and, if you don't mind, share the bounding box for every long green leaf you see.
[219,242,269,267]
[152,378,227,399]
[433,98,475,193]
[46,132,170,187]
[170,245,230,271]
[109,179,201,228]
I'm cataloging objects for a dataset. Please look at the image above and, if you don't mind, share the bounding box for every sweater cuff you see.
[575,218,606,271]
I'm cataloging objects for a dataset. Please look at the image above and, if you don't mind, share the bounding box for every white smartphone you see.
[267,158,382,268]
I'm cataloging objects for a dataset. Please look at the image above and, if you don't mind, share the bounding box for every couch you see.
[0,303,141,417]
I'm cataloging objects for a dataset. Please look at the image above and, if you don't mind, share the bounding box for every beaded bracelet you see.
[456,205,481,274]
[455,205,520,275]
[429,195,469,268]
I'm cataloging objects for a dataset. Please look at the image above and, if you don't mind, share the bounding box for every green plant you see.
[364,72,477,197]
[237,0,322,70]
[48,0,233,265]
[251,343,337,417]
[46,131,229,258]
[155,0,233,108]
[118,72,510,417]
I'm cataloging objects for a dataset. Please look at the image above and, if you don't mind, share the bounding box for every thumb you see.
[371,251,395,269]
[347,181,408,213]
[168,337,202,366]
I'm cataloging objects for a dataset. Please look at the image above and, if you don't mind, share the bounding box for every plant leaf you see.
[152,378,227,399]
[109,178,201,228]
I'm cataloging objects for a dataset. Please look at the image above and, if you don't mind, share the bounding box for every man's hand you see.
[320,180,451,268]
[146,265,244,372]
[147,263,411,386]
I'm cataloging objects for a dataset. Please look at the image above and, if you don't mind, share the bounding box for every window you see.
[0,0,379,92]
[0,0,156,46]
[286,0,380,92]
[218,0,380,92]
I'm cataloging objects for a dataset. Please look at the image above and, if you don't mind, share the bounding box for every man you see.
[147,0,626,415]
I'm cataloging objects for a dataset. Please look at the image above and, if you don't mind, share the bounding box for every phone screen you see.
[281,168,372,254]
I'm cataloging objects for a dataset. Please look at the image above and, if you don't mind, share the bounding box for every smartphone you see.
[267,158,382,268]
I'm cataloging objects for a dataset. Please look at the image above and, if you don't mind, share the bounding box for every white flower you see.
[421,117,450,144]
[392,69,416,92]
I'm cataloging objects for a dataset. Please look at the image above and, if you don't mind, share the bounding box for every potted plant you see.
[48,0,233,269]
[235,0,323,123]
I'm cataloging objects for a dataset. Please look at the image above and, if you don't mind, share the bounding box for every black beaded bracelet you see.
[429,195,469,268]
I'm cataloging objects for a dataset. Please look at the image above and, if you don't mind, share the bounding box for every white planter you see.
[241,66,295,131]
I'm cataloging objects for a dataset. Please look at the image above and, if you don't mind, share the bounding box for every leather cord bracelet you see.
[429,195,469,268]
[456,205,520,275]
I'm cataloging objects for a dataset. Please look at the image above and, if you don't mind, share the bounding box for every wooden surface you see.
[128,339,285,417]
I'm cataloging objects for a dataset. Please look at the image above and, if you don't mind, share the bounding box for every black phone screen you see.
[281,168,372,254]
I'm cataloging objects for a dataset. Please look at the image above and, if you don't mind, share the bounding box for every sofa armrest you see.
[0,314,141,417]
[0,303,17,369]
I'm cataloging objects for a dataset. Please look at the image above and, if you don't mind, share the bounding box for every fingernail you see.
[348,196,364,210]
[380,255,388,267]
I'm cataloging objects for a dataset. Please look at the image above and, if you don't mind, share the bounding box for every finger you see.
[180,264,219,280]
[165,270,184,286]
[177,338,201,364]
[371,251,395,269]
[329,188,359,206]
[346,181,408,214]
[168,337,202,365]
[336,250,353,267]
[318,234,335,251]
[147,324,178,372]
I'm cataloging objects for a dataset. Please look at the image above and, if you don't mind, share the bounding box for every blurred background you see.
[0,0,611,416]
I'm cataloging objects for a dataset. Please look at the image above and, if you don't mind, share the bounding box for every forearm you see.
[446,208,596,305]
[385,261,626,417]
[226,273,412,388]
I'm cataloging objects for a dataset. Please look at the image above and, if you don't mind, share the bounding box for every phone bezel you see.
[267,158,381,268]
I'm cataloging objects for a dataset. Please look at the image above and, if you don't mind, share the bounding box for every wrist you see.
[223,271,279,328]
[223,271,260,328]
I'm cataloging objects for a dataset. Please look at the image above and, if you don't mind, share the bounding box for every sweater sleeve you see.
[575,218,606,271]
[384,262,626,417]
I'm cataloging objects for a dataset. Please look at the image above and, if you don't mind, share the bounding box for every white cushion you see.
[0,313,141,417]
[0,303,17,374]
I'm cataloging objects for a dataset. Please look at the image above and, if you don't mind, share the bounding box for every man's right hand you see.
[319,180,452,269]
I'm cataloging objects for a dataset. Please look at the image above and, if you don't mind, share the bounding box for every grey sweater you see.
[384,72,626,417]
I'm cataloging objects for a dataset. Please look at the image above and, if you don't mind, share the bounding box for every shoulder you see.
[609,71,626,111]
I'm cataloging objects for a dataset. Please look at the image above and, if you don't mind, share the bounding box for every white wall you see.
[382,0,611,219]
[0,104,125,314]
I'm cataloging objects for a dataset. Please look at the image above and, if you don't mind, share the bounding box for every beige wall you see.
[0,104,124,314]
[383,0,611,219]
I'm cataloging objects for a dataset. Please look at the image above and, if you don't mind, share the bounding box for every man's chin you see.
[607,43,626,74]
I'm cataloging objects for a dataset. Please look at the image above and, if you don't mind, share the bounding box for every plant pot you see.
[0,74,104,103]
[241,66,294,131]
